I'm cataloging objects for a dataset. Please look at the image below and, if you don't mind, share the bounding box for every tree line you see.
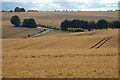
[10,15,120,31]
[60,19,120,31]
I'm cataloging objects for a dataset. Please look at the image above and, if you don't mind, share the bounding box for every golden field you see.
[2,11,118,27]
[1,11,119,78]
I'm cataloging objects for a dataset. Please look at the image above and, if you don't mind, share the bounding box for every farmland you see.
[2,11,119,78]
[2,11,118,27]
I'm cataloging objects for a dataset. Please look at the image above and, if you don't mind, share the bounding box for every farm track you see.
[90,36,112,49]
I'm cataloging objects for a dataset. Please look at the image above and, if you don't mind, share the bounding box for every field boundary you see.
[24,29,52,38]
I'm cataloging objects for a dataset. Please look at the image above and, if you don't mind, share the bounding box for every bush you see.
[37,24,41,26]
[28,35,31,37]
[10,15,21,27]
[22,18,37,28]
[44,29,46,31]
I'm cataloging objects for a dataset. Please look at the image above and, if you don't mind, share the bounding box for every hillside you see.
[2,11,118,27]
[2,29,118,78]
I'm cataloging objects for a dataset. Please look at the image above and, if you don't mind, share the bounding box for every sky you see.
[1,0,120,11]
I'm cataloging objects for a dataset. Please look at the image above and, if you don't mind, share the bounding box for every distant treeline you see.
[61,19,120,32]
[10,15,120,32]
[2,6,120,12]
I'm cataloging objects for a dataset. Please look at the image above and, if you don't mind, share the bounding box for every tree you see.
[113,21,120,28]
[10,10,13,12]
[20,8,26,12]
[88,21,96,31]
[97,19,108,30]
[14,7,26,12]
[61,19,69,31]
[83,20,89,30]
[10,15,21,27]
[14,7,20,12]
[22,18,37,28]
[108,22,114,29]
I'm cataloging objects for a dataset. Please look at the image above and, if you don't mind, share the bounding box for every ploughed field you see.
[2,11,118,78]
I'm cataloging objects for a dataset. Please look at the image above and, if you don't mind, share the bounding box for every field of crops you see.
[2,11,119,78]
[2,11,118,27]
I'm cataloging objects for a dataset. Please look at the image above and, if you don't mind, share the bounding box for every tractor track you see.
[90,36,112,49]
[39,38,69,50]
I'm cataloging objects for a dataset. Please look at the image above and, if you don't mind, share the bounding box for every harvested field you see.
[2,11,119,78]
[2,21,47,38]
[2,11,118,27]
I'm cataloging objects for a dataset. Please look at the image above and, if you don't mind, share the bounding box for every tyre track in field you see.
[39,37,70,50]
[3,37,50,49]
[14,37,64,50]
[15,39,49,50]
[3,39,28,49]
[90,36,112,49]
[2,39,22,44]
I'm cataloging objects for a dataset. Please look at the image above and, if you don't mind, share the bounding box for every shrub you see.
[28,35,31,37]
[10,15,21,27]
[44,29,46,31]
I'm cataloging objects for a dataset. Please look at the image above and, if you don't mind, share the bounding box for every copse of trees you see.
[14,7,26,12]
[10,15,21,27]
[61,19,120,31]
[10,15,37,28]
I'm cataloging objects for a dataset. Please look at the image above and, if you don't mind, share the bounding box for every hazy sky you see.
[1,0,120,11]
